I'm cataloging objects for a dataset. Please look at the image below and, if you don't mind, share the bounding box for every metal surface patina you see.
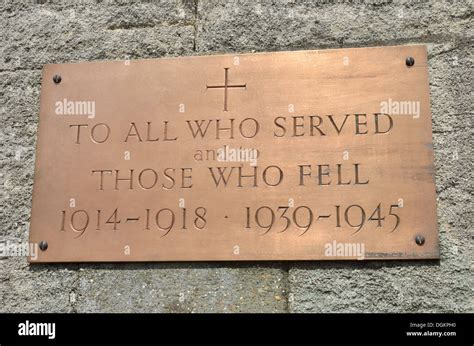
[29,45,438,262]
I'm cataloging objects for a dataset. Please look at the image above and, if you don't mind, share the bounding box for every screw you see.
[406,57,415,67]
[39,241,48,251]
[415,235,425,246]
[53,75,62,84]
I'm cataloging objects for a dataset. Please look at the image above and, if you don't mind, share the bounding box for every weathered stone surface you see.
[0,257,79,313]
[0,70,40,241]
[74,263,287,313]
[0,0,196,71]
[0,0,472,313]
[288,233,472,313]
[195,0,473,53]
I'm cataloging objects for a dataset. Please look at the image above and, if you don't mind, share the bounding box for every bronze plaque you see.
[29,45,438,262]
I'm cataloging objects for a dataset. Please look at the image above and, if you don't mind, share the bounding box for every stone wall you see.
[0,0,472,313]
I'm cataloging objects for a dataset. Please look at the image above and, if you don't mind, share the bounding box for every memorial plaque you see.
[29,45,439,262]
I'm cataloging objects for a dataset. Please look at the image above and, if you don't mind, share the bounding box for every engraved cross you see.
[206,68,246,111]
